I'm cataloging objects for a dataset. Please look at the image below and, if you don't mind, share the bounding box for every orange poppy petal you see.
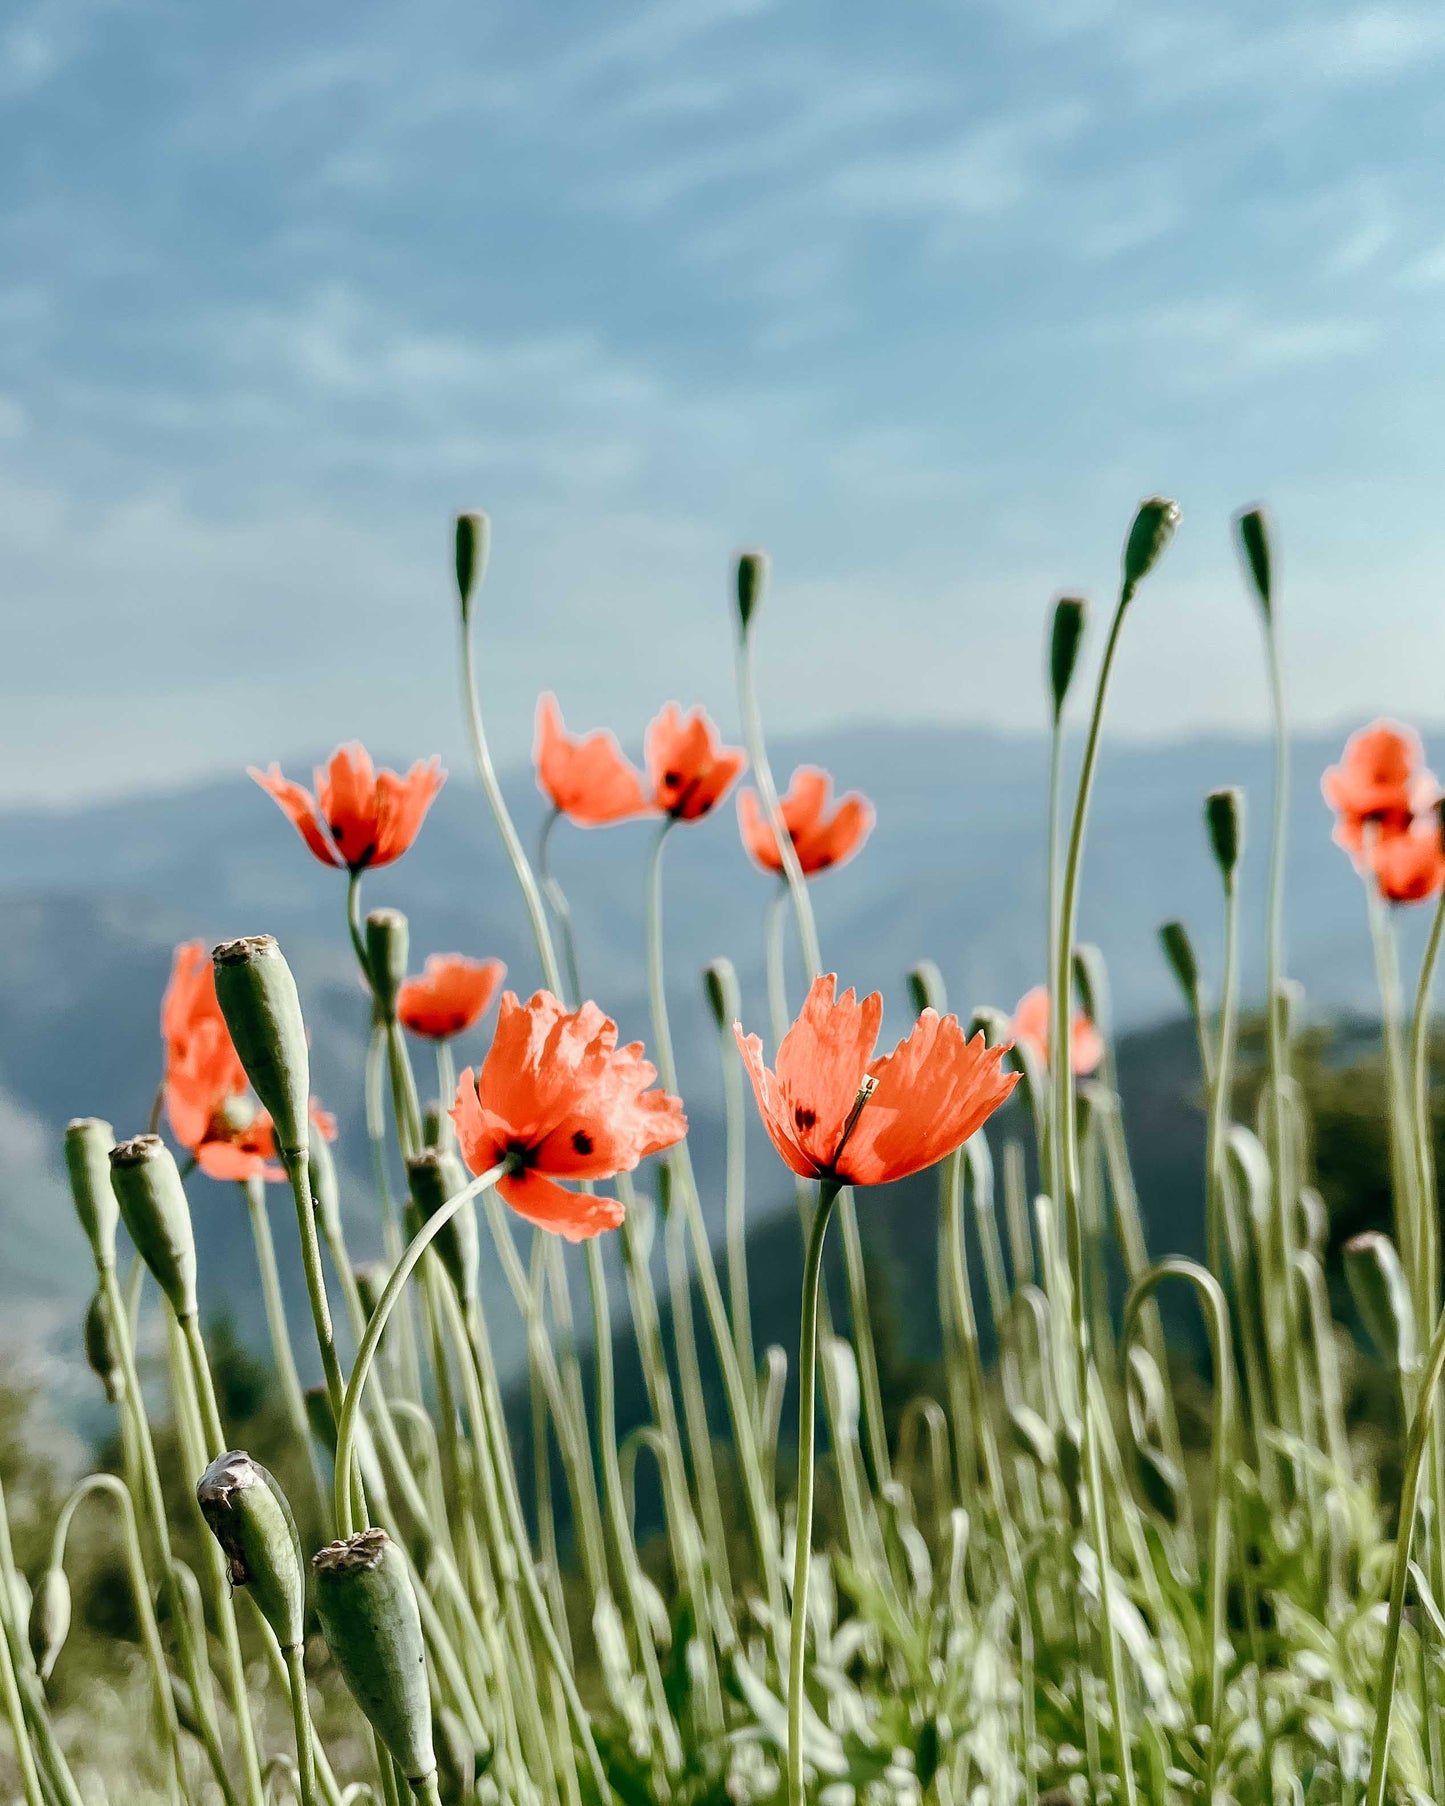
[497,1169,625,1242]
[847,1015,1019,1185]
[771,975,883,1170]
[249,765,343,867]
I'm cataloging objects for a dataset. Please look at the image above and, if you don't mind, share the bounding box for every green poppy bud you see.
[171,1675,205,1743]
[967,1006,1012,1047]
[454,512,490,623]
[365,910,409,1020]
[1344,1232,1418,1371]
[354,1264,387,1322]
[1072,944,1109,1038]
[907,960,946,1016]
[1055,1417,1084,1527]
[1048,595,1087,723]
[83,1288,125,1405]
[212,937,311,1160]
[1233,505,1272,622]
[313,1529,435,1786]
[65,1118,120,1270]
[108,1137,197,1320]
[1120,496,1181,606]
[422,1103,445,1150]
[28,1568,70,1683]
[1134,1443,1186,1526]
[434,1707,477,1806]
[1007,1405,1056,1470]
[1158,920,1199,1008]
[1205,787,1244,881]
[702,957,740,1032]
[405,1150,478,1309]
[736,550,768,635]
[196,1451,306,1652]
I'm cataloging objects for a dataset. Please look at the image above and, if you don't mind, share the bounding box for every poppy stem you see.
[1408,875,1445,1331]
[788,1176,841,1806]
[1204,848,1241,1284]
[536,806,584,1008]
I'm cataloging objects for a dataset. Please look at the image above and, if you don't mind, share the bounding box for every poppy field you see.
[12,495,1445,1806]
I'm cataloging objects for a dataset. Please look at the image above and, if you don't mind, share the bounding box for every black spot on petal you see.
[572,1130,594,1155]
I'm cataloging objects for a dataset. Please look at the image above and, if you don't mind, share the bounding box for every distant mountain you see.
[0,721,1407,1424]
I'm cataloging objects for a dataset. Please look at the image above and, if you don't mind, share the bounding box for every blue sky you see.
[6,0,1445,804]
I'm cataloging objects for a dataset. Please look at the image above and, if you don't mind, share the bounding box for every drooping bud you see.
[28,1568,70,1682]
[1233,505,1273,622]
[406,1150,478,1309]
[1007,1405,1055,1470]
[108,1137,197,1319]
[703,957,740,1033]
[196,1451,306,1651]
[907,960,945,1016]
[365,910,409,1020]
[213,938,311,1159]
[1134,1443,1186,1526]
[454,512,490,623]
[735,550,769,635]
[65,1118,120,1269]
[967,1006,1012,1048]
[83,1289,125,1404]
[1205,787,1244,882]
[1120,497,1181,606]
[1158,920,1200,1009]
[422,1102,445,1149]
[1344,1232,1418,1372]
[434,1707,477,1806]
[354,1264,387,1322]
[1048,596,1087,723]
[1072,944,1109,1038]
[313,1529,435,1785]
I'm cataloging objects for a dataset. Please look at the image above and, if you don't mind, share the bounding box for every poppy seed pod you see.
[83,1289,125,1404]
[213,937,311,1159]
[365,909,409,1020]
[1234,505,1273,621]
[1048,595,1088,723]
[703,957,740,1032]
[65,1118,120,1269]
[736,549,769,634]
[313,1529,435,1785]
[1344,1232,1418,1372]
[108,1137,197,1320]
[196,1451,306,1652]
[907,960,946,1016]
[1120,496,1181,605]
[406,1149,478,1309]
[28,1568,71,1683]
[454,511,490,622]
[1158,920,1200,1007]
[1205,787,1244,881]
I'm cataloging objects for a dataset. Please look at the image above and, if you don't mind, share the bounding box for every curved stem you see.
[536,807,584,1007]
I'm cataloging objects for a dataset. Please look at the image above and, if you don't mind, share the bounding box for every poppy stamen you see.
[830,1076,878,1172]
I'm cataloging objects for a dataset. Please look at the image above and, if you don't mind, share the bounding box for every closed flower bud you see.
[454,512,490,623]
[83,1288,125,1404]
[1158,920,1199,1006]
[967,1006,1011,1047]
[1120,496,1181,605]
[1345,1232,1418,1372]
[1205,787,1244,880]
[313,1529,435,1785]
[28,1568,70,1682]
[735,549,769,634]
[406,1150,478,1309]
[703,957,740,1032]
[212,937,311,1160]
[1134,1443,1186,1526]
[1007,1404,1055,1470]
[422,1103,445,1150]
[366,909,409,1020]
[1233,505,1273,622]
[354,1264,387,1322]
[65,1118,120,1269]
[907,960,945,1016]
[196,1451,306,1652]
[1048,596,1088,723]
[109,1137,197,1320]
[171,1675,205,1743]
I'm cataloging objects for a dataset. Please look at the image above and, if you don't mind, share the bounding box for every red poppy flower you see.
[1371,822,1445,904]
[735,974,1018,1188]
[450,991,686,1241]
[163,942,336,1183]
[250,743,445,871]
[398,955,507,1041]
[645,704,746,822]
[533,694,651,827]
[1010,985,1105,1077]
[1322,722,1436,856]
[737,766,874,877]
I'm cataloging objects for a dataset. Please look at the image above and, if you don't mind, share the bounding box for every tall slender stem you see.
[536,807,584,1007]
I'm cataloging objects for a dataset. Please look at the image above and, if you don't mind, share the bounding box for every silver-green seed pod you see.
[1345,1232,1418,1372]
[65,1118,120,1269]
[365,910,409,1021]
[29,1568,71,1683]
[702,957,740,1032]
[454,512,490,623]
[313,1529,435,1785]
[1233,505,1273,622]
[406,1150,477,1310]
[735,549,768,634]
[1158,920,1199,1008]
[109,1137,197,1320]
[1120,496,1181,605]
[1205,787,1244,881]
[196,1451,306,1651]
[1048,595,1087,723]
[212,937,311,1160]
[434,1707,477,1806]
[84,1288,125,1404]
